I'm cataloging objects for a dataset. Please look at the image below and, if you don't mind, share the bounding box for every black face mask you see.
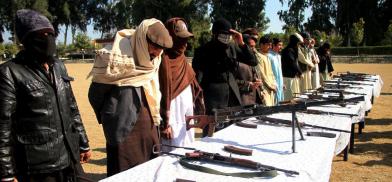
[24,33,56,63]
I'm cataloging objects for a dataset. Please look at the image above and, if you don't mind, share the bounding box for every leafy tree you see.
[305,0,336,34]
[327,30,343,47]
[350,18,365,47]
[278,0,309,31]
[3,43,19,58]
[89,0,133,34]
[381,20,392,46]
[312,30,327,47]
[210,0,269,31]
[281,25,298,45]
[74,33,93,51]
[131,0,210,54]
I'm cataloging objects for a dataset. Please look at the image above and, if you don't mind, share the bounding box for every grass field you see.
[65,63,392,181]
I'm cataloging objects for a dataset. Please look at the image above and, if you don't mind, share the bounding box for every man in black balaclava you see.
[0,9,91,182]
[192,18,257,136]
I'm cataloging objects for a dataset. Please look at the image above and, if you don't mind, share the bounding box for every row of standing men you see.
[0,8,334,182]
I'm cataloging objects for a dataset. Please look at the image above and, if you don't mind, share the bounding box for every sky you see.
[2,0,311,44]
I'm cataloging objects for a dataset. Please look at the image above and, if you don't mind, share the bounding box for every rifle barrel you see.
[258,117,351,133]
[304,109,358,117]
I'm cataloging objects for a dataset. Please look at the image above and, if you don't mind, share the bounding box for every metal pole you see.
[292,111,296,153]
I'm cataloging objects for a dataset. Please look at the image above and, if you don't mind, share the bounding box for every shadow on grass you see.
[88,158,107,166]
[356,130,392,142]
[93,147,107,153]
[352,142,392,167]
[380,92,392,96]
[364,118,392,126]
[85,173,106,181]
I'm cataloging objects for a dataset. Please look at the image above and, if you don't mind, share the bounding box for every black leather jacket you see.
[0,51,89,178]
[192,40,257,114]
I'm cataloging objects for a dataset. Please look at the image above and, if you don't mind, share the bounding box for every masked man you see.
[88,19,172,176]
[159,17,205,151]
[192,18,257,136]
[0,9,91,182]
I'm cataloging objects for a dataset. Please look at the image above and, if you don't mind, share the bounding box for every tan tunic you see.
[298,47,314,92]
[255,51,276,106]
[309,48,321,89]
[283,77,300,100]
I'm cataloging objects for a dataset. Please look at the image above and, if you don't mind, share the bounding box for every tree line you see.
[0,0,391,50]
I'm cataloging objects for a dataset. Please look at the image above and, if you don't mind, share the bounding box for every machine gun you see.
[296,95,365,107]
[333,75,377,82]
[186,96,363,152]
[153,144,299,177]
[256,116,351,133]
[185,103,307,137]
[323,79,374,86]
[337,71,376,77]
[303,109,359,117]
[304,87,366,98]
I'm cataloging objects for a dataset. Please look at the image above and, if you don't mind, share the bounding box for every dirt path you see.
[66,63,392,181]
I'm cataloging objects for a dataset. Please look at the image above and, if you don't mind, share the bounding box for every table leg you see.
[349,123,355,154]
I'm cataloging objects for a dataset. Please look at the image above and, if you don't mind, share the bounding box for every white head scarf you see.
[90,18,166,125]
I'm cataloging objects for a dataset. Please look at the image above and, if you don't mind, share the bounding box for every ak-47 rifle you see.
[256,116,351,133]
[333,75,377,82]
[185,103,307,137]
[337,71,376,77]
[153,144,299,177]
[323,79,374,86]
[312,87,366,96]
[303,109,359,117]
[297,95,365,107]
[322,83,353,89]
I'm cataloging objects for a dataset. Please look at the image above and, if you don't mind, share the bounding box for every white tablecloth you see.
[100,76,383,182]
[101,113,353,182]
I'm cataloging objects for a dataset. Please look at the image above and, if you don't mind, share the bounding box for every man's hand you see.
[249,79,262,90]
[271,85,278,93]
[160,125,173,139]
[229,29,245,46]
[80,150,92,164]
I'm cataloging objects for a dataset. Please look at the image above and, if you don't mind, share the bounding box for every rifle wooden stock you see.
[235,121,258,128]
[185,151,299,175]
[224,145,253,156]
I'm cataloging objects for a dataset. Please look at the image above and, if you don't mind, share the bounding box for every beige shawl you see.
[89,18,163,125]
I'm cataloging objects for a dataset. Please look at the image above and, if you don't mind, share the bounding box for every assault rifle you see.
[333,75,377,82]
[305,87,366,97]
[303,109,359,117]
[185,103,307,137]
[153,144,299,177]
[256,116,351,133]
[337,71,376,77]
[323,80,374,86]
[285,95,365,108]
